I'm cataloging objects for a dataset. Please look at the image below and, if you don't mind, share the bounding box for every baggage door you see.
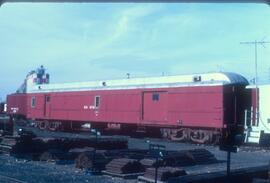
[44,95,51,118]
[142,91,168,123]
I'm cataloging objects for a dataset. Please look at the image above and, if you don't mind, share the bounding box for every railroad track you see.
[0,174,27,183]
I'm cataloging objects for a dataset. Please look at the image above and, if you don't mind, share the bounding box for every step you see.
[247,136,260,143]
[249,131,261,138]
[250,126,261,131]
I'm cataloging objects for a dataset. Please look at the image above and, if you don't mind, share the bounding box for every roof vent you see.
[102,81,106,86]
[193,75,201,82]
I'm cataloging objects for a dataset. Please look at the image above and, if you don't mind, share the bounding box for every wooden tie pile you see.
[74,149,109,171]
[0,136,16,153]
[140,158,156,167]
[163,148,217,166]
[0,134,128,155]
[105,158,145,174]
[188,148,218,164]
[163,151,195,167]
[143,167,187,181]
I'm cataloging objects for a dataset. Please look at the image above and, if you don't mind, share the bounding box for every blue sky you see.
[0,3,269,100]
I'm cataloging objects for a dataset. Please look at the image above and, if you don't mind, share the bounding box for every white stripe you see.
[26,72,248,94]
[27,82,228,93]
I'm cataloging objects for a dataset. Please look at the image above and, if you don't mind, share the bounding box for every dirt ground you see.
[129,137,270,175]
[1,127,270,183]
[0,153,137,183]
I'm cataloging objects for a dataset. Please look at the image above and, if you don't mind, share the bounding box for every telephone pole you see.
[240,39,270,126]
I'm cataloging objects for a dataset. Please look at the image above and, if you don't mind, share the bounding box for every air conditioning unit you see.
[193,75,201,82]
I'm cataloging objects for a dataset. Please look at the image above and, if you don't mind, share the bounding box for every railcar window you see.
[31,97,36,108]
[46,96,50,102]
[95,96,100,108]
[152,93,159,101]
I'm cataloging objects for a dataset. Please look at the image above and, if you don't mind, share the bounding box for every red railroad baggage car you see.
[7,66,250,143]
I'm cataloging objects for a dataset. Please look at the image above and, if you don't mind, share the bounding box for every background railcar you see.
[244,85,270,145]
[6,66,250,143]
[6,94,27,118]
[0,102,6,114]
